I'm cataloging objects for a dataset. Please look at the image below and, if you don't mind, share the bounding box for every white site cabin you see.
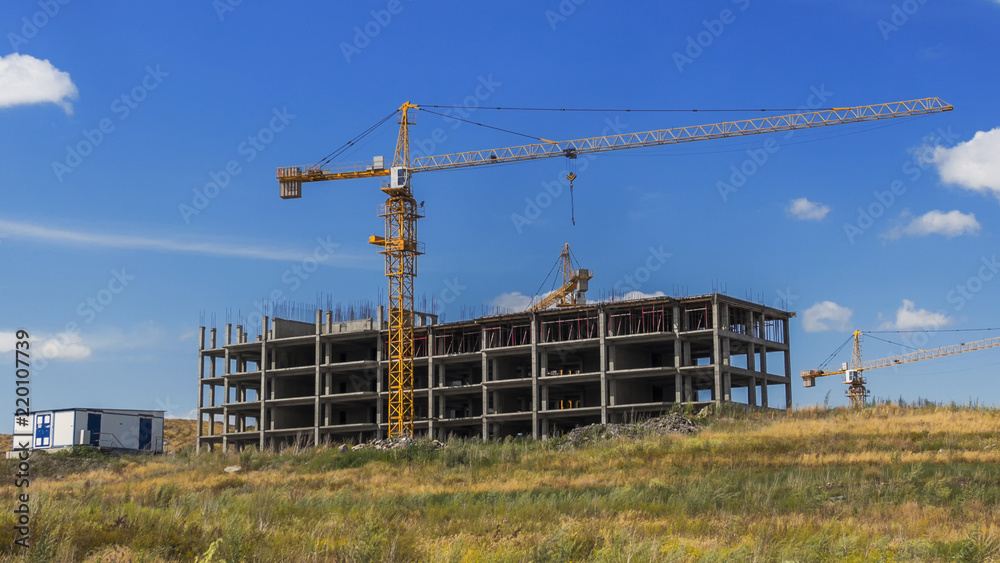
[14,408,164,453]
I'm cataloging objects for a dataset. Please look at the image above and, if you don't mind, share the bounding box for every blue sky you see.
[2,0,1000,419]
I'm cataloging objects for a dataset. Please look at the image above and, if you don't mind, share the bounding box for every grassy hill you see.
[1,404,999,562]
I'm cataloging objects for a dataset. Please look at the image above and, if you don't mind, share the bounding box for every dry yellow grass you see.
[1,404,998,561]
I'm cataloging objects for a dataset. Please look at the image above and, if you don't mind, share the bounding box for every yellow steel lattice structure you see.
[529,243,593,311]
[278,97,952,437]
[369,103,422,438]
[802,331,1000,407]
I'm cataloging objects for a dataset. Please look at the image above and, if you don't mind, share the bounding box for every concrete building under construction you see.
[196,294,794,451]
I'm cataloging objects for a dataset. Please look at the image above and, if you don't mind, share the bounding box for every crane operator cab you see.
[844,369,861,384]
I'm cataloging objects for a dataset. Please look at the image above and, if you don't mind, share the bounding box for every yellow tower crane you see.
[278,97,952,438]
[802,330,1000,407]
[529,243,593,311]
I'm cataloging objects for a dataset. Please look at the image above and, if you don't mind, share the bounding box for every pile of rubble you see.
[560,413,699,448]
[347,437,446,451]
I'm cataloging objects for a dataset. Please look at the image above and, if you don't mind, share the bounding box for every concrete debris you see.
[223,465,241,474]
[560,413,699,448]
[349,437,446,451]
[338,444,348,453]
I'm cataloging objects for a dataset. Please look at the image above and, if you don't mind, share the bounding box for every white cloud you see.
[802,301,853,333]
[0,53,78,114]
[619,290,666,301]
[931,127,1000,197]
[0,218,360,263]
[0,330,91,361]
[491,292,535,311]
[880,300,952,331]
[884,210,980,240]
[786,198,830,221]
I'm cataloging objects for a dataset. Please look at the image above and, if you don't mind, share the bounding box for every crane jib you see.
[408,97,951,172]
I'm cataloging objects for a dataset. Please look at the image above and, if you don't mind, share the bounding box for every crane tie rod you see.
[416,107,554,143]
[315,108,399,168]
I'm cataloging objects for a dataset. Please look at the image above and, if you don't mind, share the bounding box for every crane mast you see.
[368,102,421,439]
[278,97,952,438]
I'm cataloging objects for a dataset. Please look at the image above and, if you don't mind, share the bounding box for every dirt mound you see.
[352,437,446,451]
[560,413,699,448]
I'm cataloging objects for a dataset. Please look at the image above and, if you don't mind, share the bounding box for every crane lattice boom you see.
[278,98,952,190]
[802,332,1000,407]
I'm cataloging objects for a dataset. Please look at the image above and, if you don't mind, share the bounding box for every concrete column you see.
[314,310,322,447]
[259,316,268,449]
[722,332,732,403]
[224,324,232,376]
[530,313,540,440]
[712,296,723,404]
[784,318,793,409]
[481,352,489,440]
[376,306,385,440]
[599,307,608,424]
[427,326,436,439]
[197,327,206,452]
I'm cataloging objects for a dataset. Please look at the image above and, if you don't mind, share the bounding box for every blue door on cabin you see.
[34,414,52,448]
[87,413,101,447]
[139,418,152,450]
